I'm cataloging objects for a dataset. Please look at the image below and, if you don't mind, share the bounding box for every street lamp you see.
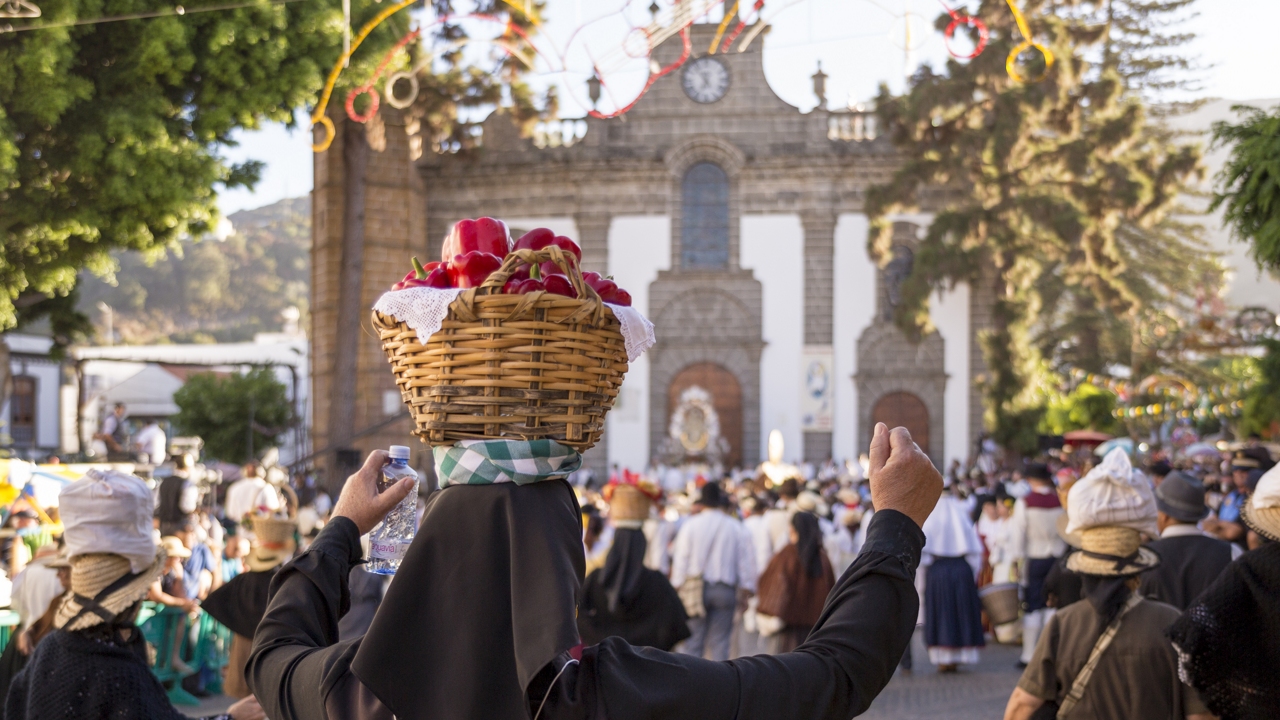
[812,61,828,109]
[587,72,602,109]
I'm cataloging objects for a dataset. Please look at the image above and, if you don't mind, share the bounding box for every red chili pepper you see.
[441,217,511,262]
[447,251,503,289]
[513,228,582,262]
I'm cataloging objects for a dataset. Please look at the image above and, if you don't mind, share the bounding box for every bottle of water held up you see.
[366,445,420,575]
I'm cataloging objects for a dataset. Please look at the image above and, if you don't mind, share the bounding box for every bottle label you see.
[369,539,411,561]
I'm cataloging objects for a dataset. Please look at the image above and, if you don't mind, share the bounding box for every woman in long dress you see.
[756,512,837,653]
[921,489,986,672]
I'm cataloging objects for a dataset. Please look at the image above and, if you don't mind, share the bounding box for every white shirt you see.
[11,560,64,632]
[224,477,280,522]
[763,504,796,557]
[133,423,167,464]
[1161,522,1244,560]
[742,514,773,581]
[1009,490,1066,560]
[670,509,758,592]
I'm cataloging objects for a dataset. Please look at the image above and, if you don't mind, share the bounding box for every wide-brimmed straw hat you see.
[160,536,191,559]
[55,550,165,631]
[1242,464,1280,543]
[246,516,297,572]
[1056,513,1083,549]
[1065,525,1161,576]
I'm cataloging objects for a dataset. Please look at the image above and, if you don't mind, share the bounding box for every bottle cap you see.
[389,445,411,460]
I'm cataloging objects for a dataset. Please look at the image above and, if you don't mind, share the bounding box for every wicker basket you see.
[979,582,1021,626]
[373,246,629,451]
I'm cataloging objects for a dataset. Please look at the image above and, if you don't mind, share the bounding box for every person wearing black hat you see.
[246,424,944,720]
[1138,471,1240,610]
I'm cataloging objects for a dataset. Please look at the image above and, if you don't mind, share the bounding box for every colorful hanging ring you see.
[311,116,336,153]
[345,85,380,123]
[944,13,989,60]
[384,70,419,110]
[1006,39,1054,83]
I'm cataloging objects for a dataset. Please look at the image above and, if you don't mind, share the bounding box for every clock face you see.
[682,57,730,103]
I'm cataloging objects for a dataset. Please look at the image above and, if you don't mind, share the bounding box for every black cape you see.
[350,480,584,720]
[578,528,690,651]
[1167,542,1280,720]
[203,570,276,639]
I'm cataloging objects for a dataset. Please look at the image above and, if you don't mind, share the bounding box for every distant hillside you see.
[78,196,310,344]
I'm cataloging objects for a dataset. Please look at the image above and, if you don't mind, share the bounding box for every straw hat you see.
[1065,525,1160,576]
[1242,463,1280,543]
[160,536,191,559]
[1055,513,1083,550]
[55,551,165,631]
[246,516,297,572]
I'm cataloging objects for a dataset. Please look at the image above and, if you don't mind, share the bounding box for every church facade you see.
[310,22,994,479]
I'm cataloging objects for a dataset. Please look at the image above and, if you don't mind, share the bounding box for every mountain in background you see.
[78,196,310,344]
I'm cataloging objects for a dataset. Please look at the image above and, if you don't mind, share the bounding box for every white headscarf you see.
[1065,448,1159,538]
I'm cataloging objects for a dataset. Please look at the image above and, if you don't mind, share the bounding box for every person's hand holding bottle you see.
[332,450,417,535]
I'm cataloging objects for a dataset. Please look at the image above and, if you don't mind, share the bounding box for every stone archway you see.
[872,391,930,454]
[667,362,742,467]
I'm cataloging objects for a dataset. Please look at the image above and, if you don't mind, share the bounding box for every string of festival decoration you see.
[1060,368,1248,421]
[937,0,987,60]
[1002,0,1052,82]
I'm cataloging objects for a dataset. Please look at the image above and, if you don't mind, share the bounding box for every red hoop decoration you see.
[345,85,380,122]
[589,27,691,120]
[944,14,988,60]
[938,0,988,61]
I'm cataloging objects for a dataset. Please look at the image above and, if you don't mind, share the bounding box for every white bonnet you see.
[59,468,159,574]
[1065,447,1158,538]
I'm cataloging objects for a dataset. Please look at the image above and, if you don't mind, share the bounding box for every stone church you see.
[309,20,993,482]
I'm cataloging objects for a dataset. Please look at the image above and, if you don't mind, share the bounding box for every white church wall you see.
[741,215,805,464]
[930,284,972,469]
[833,213,877,463]
[607,216,671,472]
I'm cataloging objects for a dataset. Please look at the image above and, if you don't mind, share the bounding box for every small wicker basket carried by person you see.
[373,245,631,452]
[602,471,662,527]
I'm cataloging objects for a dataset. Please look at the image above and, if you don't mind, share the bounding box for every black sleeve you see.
[246,517,366,720]
[538,509,925,720]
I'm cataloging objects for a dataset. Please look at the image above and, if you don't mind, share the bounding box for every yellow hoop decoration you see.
[308,0,417,152]
[1003,0,1054,83]
[708,0,739,54]
[1006,40,1054,83]
[311,115,336,153]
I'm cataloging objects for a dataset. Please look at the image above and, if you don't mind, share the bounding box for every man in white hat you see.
[1003,450,1212,720]
[3,468,264,720]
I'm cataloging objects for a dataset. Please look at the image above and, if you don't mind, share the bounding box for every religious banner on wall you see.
[801,346,834,432]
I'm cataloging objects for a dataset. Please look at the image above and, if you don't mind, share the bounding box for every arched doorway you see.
[871,392,930,455]
[668,363,742,467]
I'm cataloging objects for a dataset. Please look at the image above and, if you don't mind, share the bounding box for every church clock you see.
[681,56,730,103]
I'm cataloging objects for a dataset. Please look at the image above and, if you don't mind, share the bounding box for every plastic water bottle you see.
[366,445,420,575]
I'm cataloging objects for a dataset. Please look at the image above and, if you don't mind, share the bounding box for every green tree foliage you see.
[0,0,547,332]
[78,196,309,343]
[867,0,1205,452]
[1238,339,1280,439]
[173,367,290,463]
[1039,382,1123,436]
[1211,105,1280,273]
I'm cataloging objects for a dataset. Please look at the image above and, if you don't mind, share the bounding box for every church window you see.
[681,162,730,268]
[9,375,36,446]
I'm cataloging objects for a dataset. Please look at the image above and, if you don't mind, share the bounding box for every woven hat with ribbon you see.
[603,471,661,526]
[1065,448,1161,576]
[55,552,165,631]
[247,516,297,572]
[1243,463,1280,542]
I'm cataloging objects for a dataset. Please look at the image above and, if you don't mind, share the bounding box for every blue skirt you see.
[924,556,986,649]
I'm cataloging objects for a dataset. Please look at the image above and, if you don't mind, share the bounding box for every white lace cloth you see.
[373,286,655,362]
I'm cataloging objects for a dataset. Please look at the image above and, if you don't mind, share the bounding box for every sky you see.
[217,0,1280,217]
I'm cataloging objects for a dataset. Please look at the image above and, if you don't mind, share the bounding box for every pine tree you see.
[867,0,1204,451]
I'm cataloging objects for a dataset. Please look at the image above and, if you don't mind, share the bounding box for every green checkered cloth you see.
[433,439,582,487]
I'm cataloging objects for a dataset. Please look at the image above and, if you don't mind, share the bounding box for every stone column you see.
[802,211,836,462]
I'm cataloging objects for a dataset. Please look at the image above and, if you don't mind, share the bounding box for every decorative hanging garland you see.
[937,0,988,60]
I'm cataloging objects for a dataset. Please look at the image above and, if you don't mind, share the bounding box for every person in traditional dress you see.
[756,512,837,653]
[1139,470,1239,609]
[577,480,689,651]
[1008,462,1065,669]
[1003,449,1212,720]
[5,469,263,720]
[246,424,943,720]
[920,485,985,672]
[202,516,296,699]
[1168,463,1280,720]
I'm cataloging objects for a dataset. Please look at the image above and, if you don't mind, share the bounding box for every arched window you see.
[681,162,730,268]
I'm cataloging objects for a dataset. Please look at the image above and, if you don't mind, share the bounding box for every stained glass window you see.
[681,162,730,268]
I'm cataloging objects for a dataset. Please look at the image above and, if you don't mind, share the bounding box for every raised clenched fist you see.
[867,422,943,528]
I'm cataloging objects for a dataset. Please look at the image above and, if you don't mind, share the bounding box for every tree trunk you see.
[328,118,369,480]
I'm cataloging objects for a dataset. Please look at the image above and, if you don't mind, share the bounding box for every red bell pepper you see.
[392,257,442,290]
[513,228,582,262]
[543,274,577,298]
[441,217,511,262]
[503,277,546,295]
[423,265,452,288]
[606,288,632,306]
[447,251,503,289]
